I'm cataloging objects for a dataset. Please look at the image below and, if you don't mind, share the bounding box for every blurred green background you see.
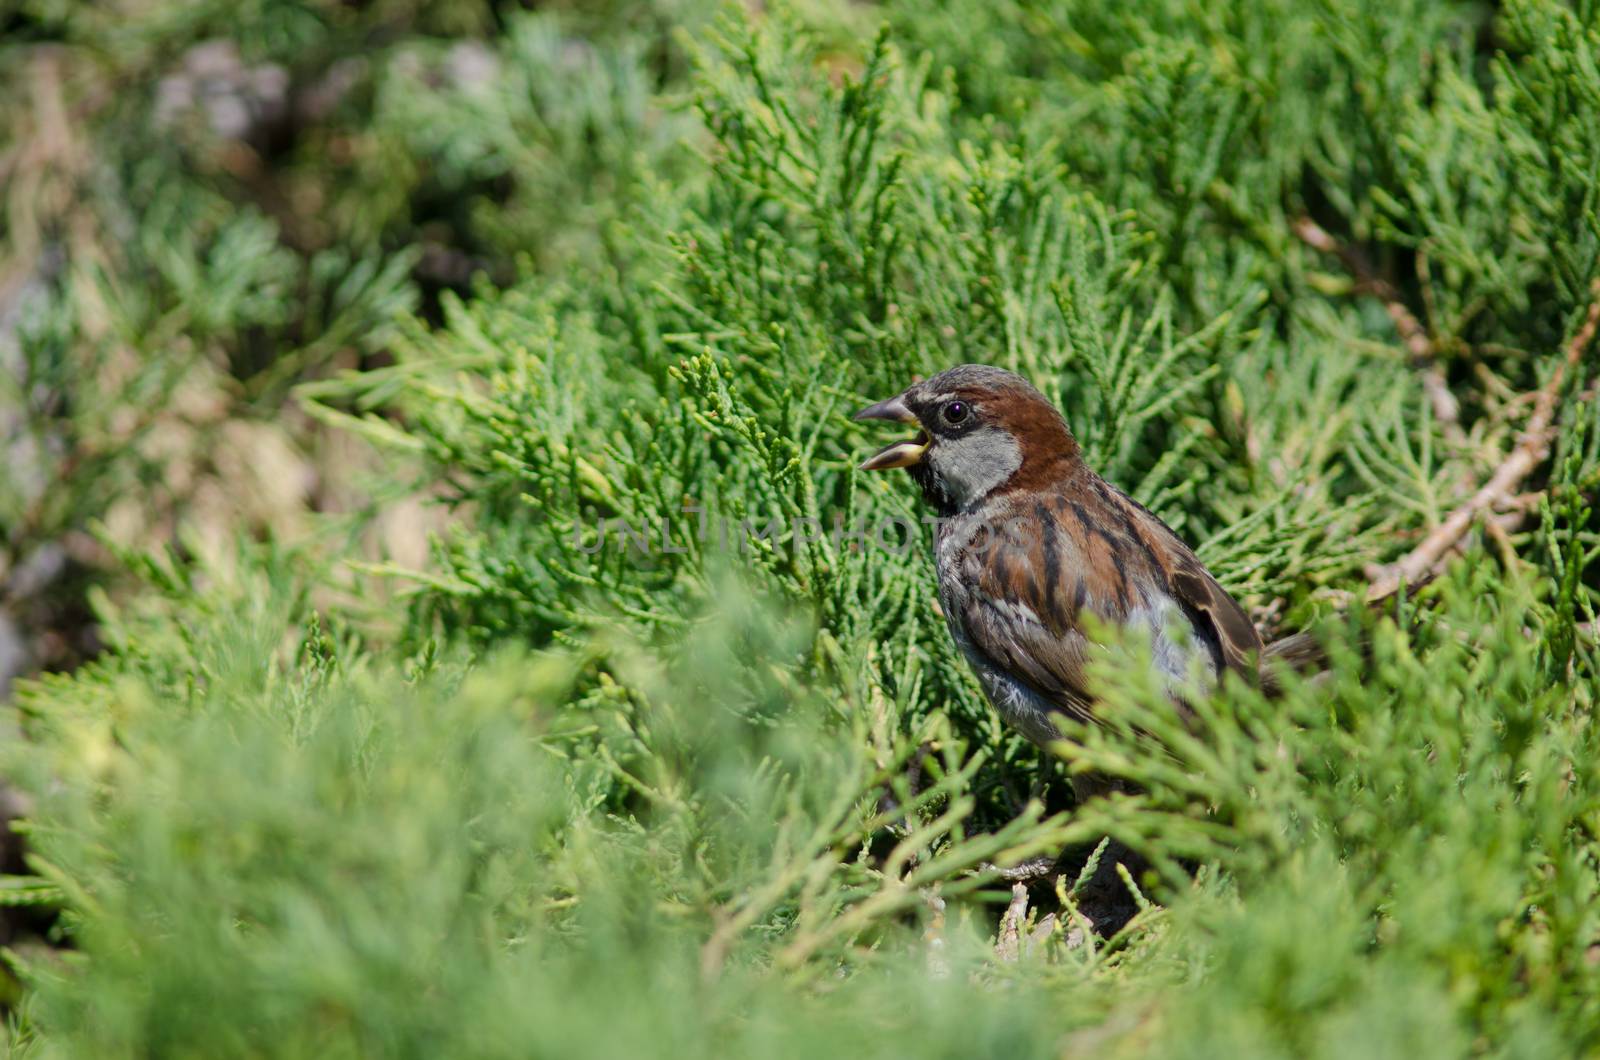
[1,0,1598,1056]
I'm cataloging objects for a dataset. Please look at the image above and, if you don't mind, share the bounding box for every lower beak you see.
[860,433,929,471]
[854,394,928,471]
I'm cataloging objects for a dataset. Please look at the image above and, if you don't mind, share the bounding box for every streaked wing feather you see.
[946,472,1264,733]
[1168,562,1261,677]
[1100,481,1263,678]
[960,593,1097,724]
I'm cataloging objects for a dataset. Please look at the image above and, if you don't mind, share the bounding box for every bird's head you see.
[854,364,1080,515]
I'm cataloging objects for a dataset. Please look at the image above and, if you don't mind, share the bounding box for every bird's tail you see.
[1257,578,1434,697]
[1259,631,1329,697]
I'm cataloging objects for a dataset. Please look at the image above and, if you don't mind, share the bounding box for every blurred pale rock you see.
[154,40,289,141]
[0,610,25,700]
[445,40,500,94]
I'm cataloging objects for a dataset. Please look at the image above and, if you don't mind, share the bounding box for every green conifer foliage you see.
[2,2,1597,1055]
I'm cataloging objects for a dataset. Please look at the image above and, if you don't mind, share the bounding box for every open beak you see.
[854,394,929,471]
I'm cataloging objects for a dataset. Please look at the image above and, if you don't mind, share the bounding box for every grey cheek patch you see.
[927,428,1023,509]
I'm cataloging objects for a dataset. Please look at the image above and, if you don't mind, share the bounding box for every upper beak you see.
[853,395,918,425]
[854,394,929,471]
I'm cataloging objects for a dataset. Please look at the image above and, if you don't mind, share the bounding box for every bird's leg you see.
[1055,836,1145,941]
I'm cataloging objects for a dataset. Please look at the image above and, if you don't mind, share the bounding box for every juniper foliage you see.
[2,1,1599,1057]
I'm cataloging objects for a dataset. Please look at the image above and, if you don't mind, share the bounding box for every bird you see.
[855,363,1315,783]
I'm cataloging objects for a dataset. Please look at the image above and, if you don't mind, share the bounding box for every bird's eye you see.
[941,400,969,425]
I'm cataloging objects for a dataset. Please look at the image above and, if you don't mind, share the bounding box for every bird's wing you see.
[1098,481,1262,679]
[948,478,1262,726]
[1165,560,1262,678]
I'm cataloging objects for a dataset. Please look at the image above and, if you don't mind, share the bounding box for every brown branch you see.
[1364,280,1600,602]
[994,882,1029,962]
[1294,217,1462,430]
[983,853,1058,882]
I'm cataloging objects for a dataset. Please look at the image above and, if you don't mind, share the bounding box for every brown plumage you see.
[856,364,1307,757]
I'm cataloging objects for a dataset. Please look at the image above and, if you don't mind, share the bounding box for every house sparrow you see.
[856,364,1303,768]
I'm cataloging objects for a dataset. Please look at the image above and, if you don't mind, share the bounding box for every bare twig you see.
[995,882,1029,962]
[1364,280,1600,602]
[1294,217,1462,429]
[984,853,1057,882]
[923,892,950,979]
